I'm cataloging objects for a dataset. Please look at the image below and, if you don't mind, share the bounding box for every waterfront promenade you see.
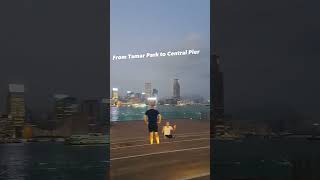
[110,119,210,180]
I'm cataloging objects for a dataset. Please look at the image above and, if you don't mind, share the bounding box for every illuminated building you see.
[53,94,79,120]
[141,92,146,101]
[0,114,14,138]
[112,88,119,99]
[126,91,135,98]
[6,84,26,138]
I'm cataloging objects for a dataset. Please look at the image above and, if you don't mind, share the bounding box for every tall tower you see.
[81,99,99,123]
[111,88,119,100]
[144,82,152,98]
[212,54,225,136]
[0,114,14,138]
[99,98,109,133]
[173,79,180,100]
[7,84,26,138]
[152,89,158,97]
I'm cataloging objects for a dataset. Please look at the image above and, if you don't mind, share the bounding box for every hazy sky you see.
[110,0,210,99]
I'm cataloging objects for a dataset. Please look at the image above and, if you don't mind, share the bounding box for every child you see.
[162,121,176,139]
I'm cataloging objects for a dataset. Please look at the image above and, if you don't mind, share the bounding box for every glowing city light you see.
[147,97,157,101]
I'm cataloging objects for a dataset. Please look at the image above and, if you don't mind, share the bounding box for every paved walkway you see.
[110,119,210,180]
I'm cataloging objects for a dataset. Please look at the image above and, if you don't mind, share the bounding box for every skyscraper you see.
[53,94,79,120]
[0,114,14,138]
[173,79,180,100]
[144,82,152,98]
[111,88,119,100]
[81,99,100,123]
[100,98,109,124]
[212,54,225,136]
[6,84,26,138]
[141,92,146,101]
[152,89,158,97]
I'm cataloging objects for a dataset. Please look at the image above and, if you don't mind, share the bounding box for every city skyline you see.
[0,83,108,121]
[110,78,206,100]
[110,0,210,99]
[1,83,109,138]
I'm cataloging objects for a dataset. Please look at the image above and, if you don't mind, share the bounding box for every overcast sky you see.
[214,0,320,121]
[110,0,210,99]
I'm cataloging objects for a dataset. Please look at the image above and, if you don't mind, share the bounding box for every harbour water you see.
[111,105,210,121]
[213,138,320,180]
[0,143,108,180]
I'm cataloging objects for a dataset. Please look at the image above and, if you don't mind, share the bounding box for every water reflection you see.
[213,139,320,180]
[111,105,209,121]
[0,143,108,180]
[111,106,119,121]
[0,144,27,180]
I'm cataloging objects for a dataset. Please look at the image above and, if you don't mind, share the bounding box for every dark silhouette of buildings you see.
[0,114,14,138]
[53,94,79,120]
[212,54,225,136]
[152,89,158,97]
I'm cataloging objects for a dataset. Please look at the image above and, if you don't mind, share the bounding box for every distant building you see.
[53,94,79,120]
[7,84,26,138]
[111,88,119,106]
[126,91,135,98]
[173,79,180,100]
[81,99,108,133]
[144,83,152,98]
[152,89,158,97]
[229,120,270,135]
[164,98,176,105]
[99,98,109,125]
[111,88,119,100]
[141,92,146,101]
[0,114,14,138]
[212,54,225,136]
[81,99,100,124]
[135,93,142,100]
[25,107,33,123]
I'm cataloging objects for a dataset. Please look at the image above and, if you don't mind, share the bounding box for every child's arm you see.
[173,124,177,131]
[157,114,162,124]
[143,115,148,125]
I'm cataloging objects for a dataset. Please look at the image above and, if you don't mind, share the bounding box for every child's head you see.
[166,121,170,126]
[149,101,156,108]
